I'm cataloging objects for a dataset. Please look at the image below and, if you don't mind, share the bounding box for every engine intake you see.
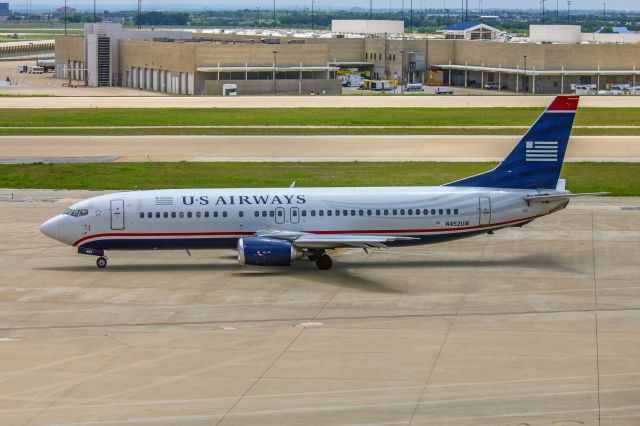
[238,236,303,267]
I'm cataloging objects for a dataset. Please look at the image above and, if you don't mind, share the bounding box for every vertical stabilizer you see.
[445,96,579,189]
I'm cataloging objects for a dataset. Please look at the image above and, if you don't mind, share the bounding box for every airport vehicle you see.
[572,84,597,95]
[41,96,605,271]
[405,83,424,91]
[222,83,237,96]
[483,82,500,90]
[17,65,28,73]
[434,86,454,94]
[339,74,365,88]
[27,66,44,74]
[362,79,397,91]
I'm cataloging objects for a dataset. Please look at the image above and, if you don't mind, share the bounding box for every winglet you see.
[289,181,296,188]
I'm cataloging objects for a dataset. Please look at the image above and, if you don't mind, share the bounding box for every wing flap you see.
[292,234,417,250]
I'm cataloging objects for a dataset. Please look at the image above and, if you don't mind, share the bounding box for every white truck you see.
[339,74,364,88]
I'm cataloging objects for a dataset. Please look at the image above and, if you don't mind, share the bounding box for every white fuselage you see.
[40,186,565,251]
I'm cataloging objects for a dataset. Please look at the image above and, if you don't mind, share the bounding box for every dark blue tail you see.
[445,96,579,190]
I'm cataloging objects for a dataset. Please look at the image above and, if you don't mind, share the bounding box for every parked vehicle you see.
[27,66,44,74]
[572,84,597,95]
[17,65,28,73]
[405,83,423,91]
[339,74,365,88]
[434,86,454,95]
[484,82,500,90]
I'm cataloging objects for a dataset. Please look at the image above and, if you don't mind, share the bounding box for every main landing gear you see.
[307,250,333,270]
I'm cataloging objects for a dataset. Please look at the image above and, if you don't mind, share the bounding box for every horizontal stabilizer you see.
[523,192,610,202]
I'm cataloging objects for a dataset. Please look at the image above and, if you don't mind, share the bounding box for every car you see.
[434,86,454,95]
[484,82,500,90]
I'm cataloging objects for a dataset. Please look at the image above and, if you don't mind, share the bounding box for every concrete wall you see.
[195,43,330,67]
[119,40,196,74]
[204,79,341,95]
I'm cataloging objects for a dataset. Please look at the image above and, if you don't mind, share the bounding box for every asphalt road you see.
[0,135,638,163]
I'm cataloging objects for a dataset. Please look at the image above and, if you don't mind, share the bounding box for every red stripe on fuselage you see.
[72,214,545,247]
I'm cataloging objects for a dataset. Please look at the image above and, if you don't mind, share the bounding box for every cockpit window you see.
[63,208,89,217]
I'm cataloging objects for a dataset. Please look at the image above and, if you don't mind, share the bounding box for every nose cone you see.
[40,216,60,241]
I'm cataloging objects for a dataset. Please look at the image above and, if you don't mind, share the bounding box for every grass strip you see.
[1,162,638,196]
[0,127,638,136]
[1,107,640,128]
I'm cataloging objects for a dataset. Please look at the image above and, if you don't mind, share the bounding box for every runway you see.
[0,191,639,424]
[1,95,640,108]
[1,135,639,163]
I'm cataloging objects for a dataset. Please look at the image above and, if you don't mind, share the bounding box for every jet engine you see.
[237,236,304,267]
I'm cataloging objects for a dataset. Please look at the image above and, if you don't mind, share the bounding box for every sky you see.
[14,0,640,12]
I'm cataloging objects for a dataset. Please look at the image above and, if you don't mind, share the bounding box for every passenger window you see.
[454,208,459,215]
[392,209,397,216]
[292,210,298,217]
[239,211,243,218]
[423,209,428,215]
[205,211,210,218]
[262,211,267,217]
[311,210,316,217]
[223,212,227,218]
[277,210,282,217]
[376,209,381,216]
[254,211,259,217]
[319,210,324,216]
[351,210,356,216]
[335,210,340,216]
[155,212,160,218]
[327,210,332,216]
[139,212,144,219]
[179,212,184,218]
[269,211,274,217]
[187,212,192,218]
[384,209,389,215]
[431,209,436,215]
[171,212,176,218]
[343,210,348,216]
[400,209,405,215]
[367,210,372,216]
[301,210,307,217]
[195,211,201,218]
[446,209,451,215]
[359,210,364,216]
[213,211,219,218]
[408,209,413,215]
[163,212,168,218]
[439,209,443,215]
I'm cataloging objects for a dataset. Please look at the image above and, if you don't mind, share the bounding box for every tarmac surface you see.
[0,135,638,163]
[1,94,640,108]
[0,191,639,425]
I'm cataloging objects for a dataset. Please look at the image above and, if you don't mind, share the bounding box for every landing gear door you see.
[478,196,491,226]
[110,199,125,230]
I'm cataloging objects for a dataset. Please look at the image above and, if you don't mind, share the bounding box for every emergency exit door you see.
[478,196,491,226]
[110,199,125,230]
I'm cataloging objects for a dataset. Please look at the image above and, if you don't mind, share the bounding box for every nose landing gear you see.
[78,247,108,269]
[96,256,108,268]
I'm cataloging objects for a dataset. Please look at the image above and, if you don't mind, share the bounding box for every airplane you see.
[40,95,606,270]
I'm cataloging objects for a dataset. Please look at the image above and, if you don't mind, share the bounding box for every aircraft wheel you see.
[315,254,333,270]
[96,256,108,268]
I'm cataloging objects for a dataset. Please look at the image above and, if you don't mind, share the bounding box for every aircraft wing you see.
[523,192,609,202]
[255,229,417,250]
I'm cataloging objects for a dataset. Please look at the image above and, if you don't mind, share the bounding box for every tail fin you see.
[445,95,579,190]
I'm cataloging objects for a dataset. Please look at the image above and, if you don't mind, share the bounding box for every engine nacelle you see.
[237,236,303,267]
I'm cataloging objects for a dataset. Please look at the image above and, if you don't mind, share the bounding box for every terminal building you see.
[54,22,640,95]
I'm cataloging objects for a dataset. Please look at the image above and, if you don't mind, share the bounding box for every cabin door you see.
[110,199,125,230]
[478,196,491,226]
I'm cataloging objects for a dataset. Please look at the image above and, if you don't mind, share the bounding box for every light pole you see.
[273,50,277,95]
[567,0,571,24]
[64,0,67,35]
[523,55,527,95]
[273,0,276,29]
[311,0,314,30]
[400,50,405,93]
